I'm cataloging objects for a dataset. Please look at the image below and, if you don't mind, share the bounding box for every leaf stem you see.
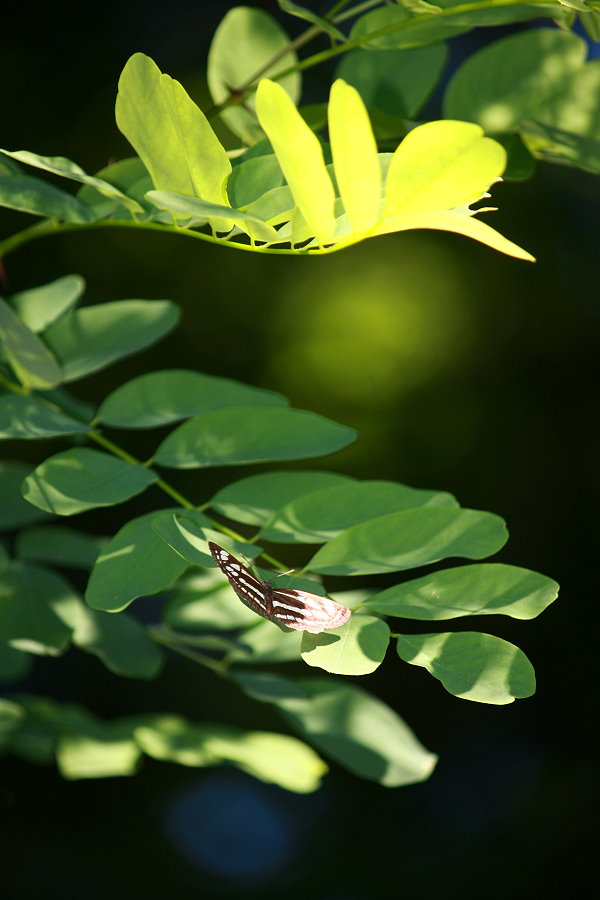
[147,624,229,673]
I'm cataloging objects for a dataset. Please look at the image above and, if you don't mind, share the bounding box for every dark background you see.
[1,2,598,897]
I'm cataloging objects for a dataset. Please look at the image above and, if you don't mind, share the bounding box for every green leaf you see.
[163,569,259,631]
[0,174,96,223]
[15,525,105,570]
[97,369,286,429]
[0,150,143,215]
[0,394,90,439]
[0,297,62,389]
[276,0,345,40]
[520,121,600,175]
[370,208,535,262]
[55,709,142,779]
[85,510,188,612]
[69,602,164,679]
[22,448,158,516]
[301,614,390,675]
[443,29,586,133]
[145,190,278,242]
[0,461,51,530]
[10,275,85,333]
[76,157,152,220]
[0,562,75,655]
[328,79,380,234]
[115,53,231,206]
[350,4,467,50]
[228,619,303,665]
[366,563,559,620]
[336,44,447,118]
[210,470,354,527]
[383,120,506,217]
[227,154,285,208]
[207,7,301,144]
[396,631,536,704]
[135,715,327,793]
[0,698,24,743]
[0,645,33,683]
[154,406,356,469]
[309,506,508,575]
[256,79,336,245]
[151,512,260,567]
[259,479,458,543]
[43,299,180,383]
[235,672,437,787]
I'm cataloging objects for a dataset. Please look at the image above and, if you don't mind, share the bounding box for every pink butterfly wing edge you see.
[273,589,351,634]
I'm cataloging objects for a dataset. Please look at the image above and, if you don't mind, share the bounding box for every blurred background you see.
[1,2,598,897]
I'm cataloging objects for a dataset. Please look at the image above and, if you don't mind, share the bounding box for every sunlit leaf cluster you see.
[0,276,558,789]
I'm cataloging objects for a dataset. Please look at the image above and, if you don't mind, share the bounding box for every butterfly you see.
[208,541,351,634]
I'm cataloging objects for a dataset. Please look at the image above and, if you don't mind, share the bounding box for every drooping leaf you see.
[97,369,286,429]
[0,150,144,215]
[210,470,354,527]
[16,526,105,570]
[0,297,62,389]
[0,394,90,439]
[151,512,260,567]
[85,510,188,612]
[335,44,447,118]
[383,120,506,218]
[328,79,380,234]
[10,275,85,333]
[256,79,336,245]
[350,4,467,50]
[366,563,559,620]
[68,601,164,679]
[396,631,536,704]
[43,299,180,383]
[0,174,96,223]
[0,562,75,655]
[116,53,231,207]
[0,461,51,531]
[76,157,152,220]
[301,614,390,675]
[235,672,438,787]
[443,29,586,133]
[154,406,356,468]
[276,0,345,40]
[310,506,508,575]
[21,448,158,516]
[134,715,327,792]
[207,7,301,144]
[259,479,458,543]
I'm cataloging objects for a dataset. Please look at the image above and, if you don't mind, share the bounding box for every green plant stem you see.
[147,624,229,673]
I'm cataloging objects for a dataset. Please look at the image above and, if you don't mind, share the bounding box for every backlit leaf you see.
[145,190,277,242]
[301,614,390,675]
[0,174,96,223]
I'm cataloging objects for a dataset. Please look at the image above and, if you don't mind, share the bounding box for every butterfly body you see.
[208,542,350,634]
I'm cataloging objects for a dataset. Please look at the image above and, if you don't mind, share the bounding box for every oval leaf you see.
[210,470,354,527]
[97,369,286,429]
[310,506,508,575]
[0,562,75,655]
[366,563,559,620]
[43,299,180,383]
[0,394,89,439]
[0,461,51,530]
[235,672,438,787]
[207,7,301,145]
[151,512,260,567]
[85,510,188,612]
[16,526,105,570]
[260,479,457,543]
[256,79,336,244]
[164,570,259,632]
[0,296,62,389]
[70,602,164,679]
[10,274,85,333]
[301,614,390,675]
[21,448,158,516]
[154,406,356,469]
[0,174,95,223]
[396,631,536,704]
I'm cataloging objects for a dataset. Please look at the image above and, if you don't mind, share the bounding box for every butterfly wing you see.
[208,541,270,619]
[270,587,351,634]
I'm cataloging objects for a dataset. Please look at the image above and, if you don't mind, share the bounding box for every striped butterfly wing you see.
[208,541,271,620]
[208,542,351,634]
[270,587,351,634]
